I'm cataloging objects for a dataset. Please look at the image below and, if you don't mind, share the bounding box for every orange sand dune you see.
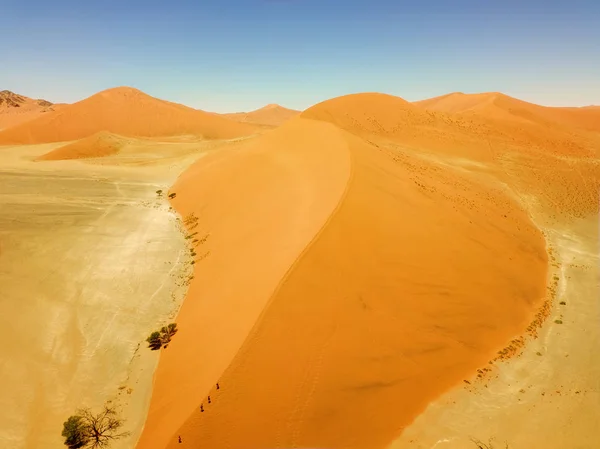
[303,92,596,160]
[222,103,300,127]
[306,92,599,217]
[36,131,130,161]
[0,87,256,144]
[0,90,61,131]
[137,93,548,449]
[136,117,352,449]
[415,91,600,133]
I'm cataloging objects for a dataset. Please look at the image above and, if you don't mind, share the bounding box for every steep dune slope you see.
[222,104,300,127]
[137,108,548,449]
[0,87,256,144]
[36,131,129,160]
[136,118,352,449]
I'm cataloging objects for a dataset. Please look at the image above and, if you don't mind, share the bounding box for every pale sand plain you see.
[0,137,228,449]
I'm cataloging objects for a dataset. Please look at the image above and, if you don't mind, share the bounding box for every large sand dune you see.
[222,104,300,127]
[415,92,600,133]
[135,94,559,449]
[0,87,256,144]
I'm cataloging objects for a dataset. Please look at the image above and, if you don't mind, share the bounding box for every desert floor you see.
[0,139,216,449]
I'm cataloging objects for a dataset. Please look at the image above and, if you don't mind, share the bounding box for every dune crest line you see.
[136,118,354,449]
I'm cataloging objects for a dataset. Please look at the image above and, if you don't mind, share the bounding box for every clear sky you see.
[2,0,599,112]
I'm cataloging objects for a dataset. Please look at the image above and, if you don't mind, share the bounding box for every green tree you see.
[146,331,162,350]
[160,323,178,346]
[62,416,89,449]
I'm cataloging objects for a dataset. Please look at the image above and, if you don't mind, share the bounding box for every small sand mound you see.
[37,131,129,161]
[0,86,256,144]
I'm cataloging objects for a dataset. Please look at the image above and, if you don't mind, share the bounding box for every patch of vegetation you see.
[559,301,566,305]
[168,192,176,199]
[184,212,199,228]
[536,351,542,356]
[156,189,163,196]
[554,319,563,324]
[62,404,129,449]
[146,323,178,350]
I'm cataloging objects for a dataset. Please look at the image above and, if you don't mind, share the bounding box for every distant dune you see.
[137,94,555,449]
[415,92,600,133]
[36,131,130,161]
[0,87,256,144]
[0,90,61,131]
[222,104,300,127]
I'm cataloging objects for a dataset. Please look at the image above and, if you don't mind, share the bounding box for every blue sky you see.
[2,0,599,112]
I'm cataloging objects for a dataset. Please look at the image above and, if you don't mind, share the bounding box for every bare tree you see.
[62,404,129,449]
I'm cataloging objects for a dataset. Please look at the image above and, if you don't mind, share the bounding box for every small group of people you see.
[179,382,221,443]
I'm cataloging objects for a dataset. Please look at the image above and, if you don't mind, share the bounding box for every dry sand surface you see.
[0,136,238,449]
[0,87,257,144]
[222,104,300,127]
[2,87,598,449]
[135,91,599,449]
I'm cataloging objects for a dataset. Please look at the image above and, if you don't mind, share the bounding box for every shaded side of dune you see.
[135,118,352,449]
[155,119,547,449]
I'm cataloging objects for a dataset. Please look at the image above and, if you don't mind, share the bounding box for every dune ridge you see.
[0,87,256,145]
[222,104,300,127]
[415,91,600,133]
[137,94,550,449]
[136,117,353,449]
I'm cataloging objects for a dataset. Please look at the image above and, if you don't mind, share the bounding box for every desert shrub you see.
[146,331,162,350]
[559,301,566,305]
[161,323,178,345]
[146,324,178,350]
[62,416,89,449]
[554,319,563,324]
[62,404,129,449]
[168,192,176,199]
[156,189,162,196]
